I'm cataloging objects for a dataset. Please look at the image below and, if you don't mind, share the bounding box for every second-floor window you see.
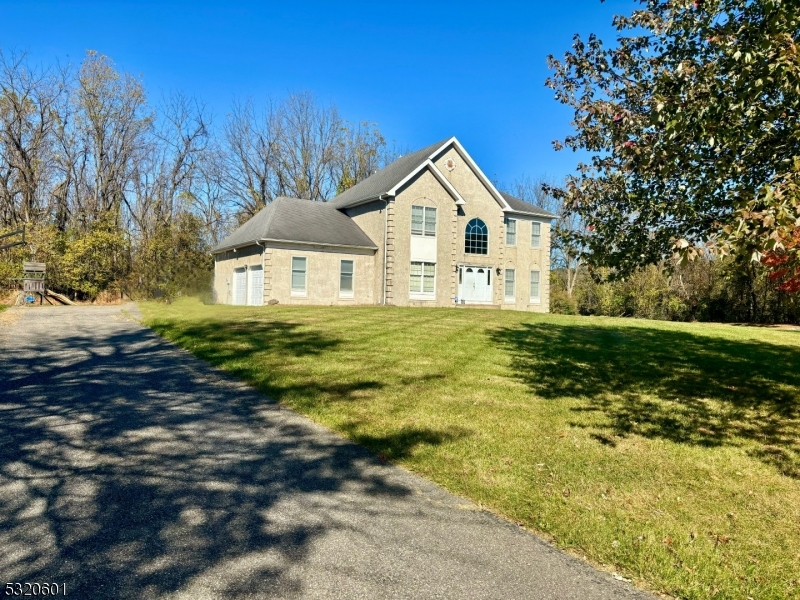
[411,205,437,237]
[505,217,516,246]
[465,218,489,254]
[531,222,541,248]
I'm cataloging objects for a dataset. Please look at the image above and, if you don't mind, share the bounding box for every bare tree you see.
[0,47,395,299]
[508,174,585,298]
[335,121,386,194]
[129,92,209,238]
[73,50,152,224]
[192,146,232,245]
[219,91,391,221]
[220,98,277,217]
[271,91,341,201]
[0,50,64,227]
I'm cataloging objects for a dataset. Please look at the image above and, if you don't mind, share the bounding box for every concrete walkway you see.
[0,304,653,599]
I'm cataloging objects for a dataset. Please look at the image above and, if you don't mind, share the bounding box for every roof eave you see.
[502,207,558,220]
[262,238,378,251]
[211,240,264,254]
[333,193,391,211]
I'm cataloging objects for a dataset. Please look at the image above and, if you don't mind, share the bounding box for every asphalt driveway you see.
[0,304,653,599]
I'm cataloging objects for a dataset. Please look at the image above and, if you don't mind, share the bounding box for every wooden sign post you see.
[22,262,46,305]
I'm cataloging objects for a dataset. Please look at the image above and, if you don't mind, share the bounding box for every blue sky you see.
[1,0,637,187]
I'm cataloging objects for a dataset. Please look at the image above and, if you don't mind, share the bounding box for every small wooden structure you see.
[22,262,46,304]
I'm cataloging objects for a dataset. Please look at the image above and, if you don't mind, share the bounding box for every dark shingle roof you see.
[326,135,557,219]
[212,196,377,253]
[213,141,557,254]
[499,192,558,219]
[327,138,451,209]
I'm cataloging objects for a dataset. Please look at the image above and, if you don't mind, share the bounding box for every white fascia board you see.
[388,159,466,205]
[427,161,466,205]
[336,193,390,210]
[387,159,430,195]
[448,138,511,210]
[427,136,457,160]
[502,206,558,220]
[387,137,455,196]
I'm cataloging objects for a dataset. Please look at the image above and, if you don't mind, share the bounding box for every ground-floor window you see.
[291,256,307,296]
[504,269,515,301]
[530,270,541,303]
[410,261,435,298]
[339,259,354,298]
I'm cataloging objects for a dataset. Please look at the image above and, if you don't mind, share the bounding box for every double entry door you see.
[458,266,493,303]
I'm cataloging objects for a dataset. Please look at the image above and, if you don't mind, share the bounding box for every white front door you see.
[233,268,247,305]
[459,266,493,303]
[248,266,263,306]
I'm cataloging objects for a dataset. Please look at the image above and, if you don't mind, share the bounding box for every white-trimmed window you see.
[411,205,437,237]
[530,270,541,303]
[410,261,436,298]
[505,217,516,246]
[504,269,516,302]
[531,222,541,248]
[339,259,354,298]
[291,256,307,296]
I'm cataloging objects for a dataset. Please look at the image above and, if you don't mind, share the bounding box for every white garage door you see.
[233,269,247,305]
[249,266,263,306]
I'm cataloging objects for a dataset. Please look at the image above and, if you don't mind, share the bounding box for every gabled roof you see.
[212,196,377,253]
[328,136,556,219]
[213,138,557,255]
[499,192,558,219]
[327,138,451,209]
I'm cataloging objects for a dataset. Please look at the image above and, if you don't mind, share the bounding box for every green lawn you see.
[142,299,800,599]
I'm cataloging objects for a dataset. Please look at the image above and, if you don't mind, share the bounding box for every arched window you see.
[465,218,488,254]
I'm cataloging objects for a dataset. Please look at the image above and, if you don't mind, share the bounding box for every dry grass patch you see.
[143,299,800,599]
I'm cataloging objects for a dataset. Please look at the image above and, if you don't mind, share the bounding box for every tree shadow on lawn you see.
[0,318,467,599]
[149,318,469,461]
[490,322,800,477]
[148,318,386,403]
[339,421,470,462]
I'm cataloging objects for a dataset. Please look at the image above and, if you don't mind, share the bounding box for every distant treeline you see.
[550,259,800,324]
[0,49,397,301]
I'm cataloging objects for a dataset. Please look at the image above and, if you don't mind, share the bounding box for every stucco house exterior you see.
[211,137,556,311]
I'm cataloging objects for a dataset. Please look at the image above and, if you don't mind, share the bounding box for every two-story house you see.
[211,137,555,311]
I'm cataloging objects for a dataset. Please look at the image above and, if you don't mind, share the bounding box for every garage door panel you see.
[249,267,263,306]
[233,269,246,305]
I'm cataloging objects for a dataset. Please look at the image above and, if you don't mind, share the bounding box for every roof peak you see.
[327,137,454,209]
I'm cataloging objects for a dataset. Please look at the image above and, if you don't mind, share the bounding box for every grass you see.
[0,304,7,313]
[142,299,800,599]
